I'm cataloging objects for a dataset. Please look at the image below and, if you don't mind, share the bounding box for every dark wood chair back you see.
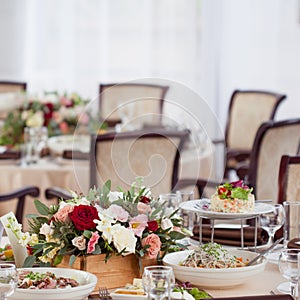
[222,89,286,177]
[90,128,189,197]
[278,155,300,204]
[0,186,40,225]
[0,81,27,93]
[99,83,169,127]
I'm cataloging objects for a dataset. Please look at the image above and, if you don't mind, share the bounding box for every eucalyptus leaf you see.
[34,199,50,216]
[22,255,36,267]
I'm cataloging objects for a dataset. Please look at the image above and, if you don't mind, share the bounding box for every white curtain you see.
[0,0,203,101]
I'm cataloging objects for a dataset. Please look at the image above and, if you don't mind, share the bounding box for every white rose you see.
[108,191,124,202]
[26,111,44,127]
[39,223,53,236]
[72,236,86,251]
[161,218,173,231]
[111,224,136,255]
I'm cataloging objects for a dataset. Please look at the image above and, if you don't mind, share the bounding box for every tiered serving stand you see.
[180,199,274,248]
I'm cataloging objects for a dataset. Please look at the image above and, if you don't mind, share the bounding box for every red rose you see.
[43,103,54,126]
[140,196,151,204]
[147,220,158,232]
[69,205,99,230]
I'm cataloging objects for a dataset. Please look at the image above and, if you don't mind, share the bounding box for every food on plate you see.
[114,278,146,296]
[0,244,14,261]
[174,281,211,299]
[113,278,211,299]
[17,270,79,289]
[210,180,255,213]
[180,242,247,268]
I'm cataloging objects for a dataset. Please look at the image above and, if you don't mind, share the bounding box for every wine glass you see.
[259,204,285,246]
[142,265,175,300]
[0,263,18,300]
[176,190,195,231]
[278,248,300,299]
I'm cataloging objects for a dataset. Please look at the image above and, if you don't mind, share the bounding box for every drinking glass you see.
[0,263,17,300]
[142,265,175,300]
[283,201,300,245]
[37,126,48,157]
[278,248,300,299]
[159,193,181,210]
[259,204,285,246]
[176,190,194,231]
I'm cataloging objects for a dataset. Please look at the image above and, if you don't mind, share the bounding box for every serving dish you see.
[162,249,267,289]
[8,267,97,300]
[180,199,274,219]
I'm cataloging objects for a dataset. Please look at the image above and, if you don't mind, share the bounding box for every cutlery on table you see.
[247,237,284,266]
[99,287,112,300]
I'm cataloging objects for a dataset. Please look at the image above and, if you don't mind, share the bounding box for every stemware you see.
[142,265,175,300]
[278,248,300,299]
[259,203,285,246]
[0,263,17,300]
[159,193,181,210]
[176,190,195,231]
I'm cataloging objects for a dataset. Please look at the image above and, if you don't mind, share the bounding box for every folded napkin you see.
[210,295,293,300]
[287,238,300,249]
[192,224,268,247]
[62,150,89,160]
[0,150,20,160]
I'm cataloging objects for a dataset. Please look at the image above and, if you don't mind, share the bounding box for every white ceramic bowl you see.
[162,249,267,289]
[9,268,97,300]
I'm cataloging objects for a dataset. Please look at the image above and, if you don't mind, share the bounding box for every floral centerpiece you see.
[23,178,189,267]
[0,91,92,146]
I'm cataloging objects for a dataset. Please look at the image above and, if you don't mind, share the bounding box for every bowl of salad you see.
[8,268,97,300]
[162,242,267,289]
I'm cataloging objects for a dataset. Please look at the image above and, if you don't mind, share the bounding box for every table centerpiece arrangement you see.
[20,178,190,289]
[0,91,97,147]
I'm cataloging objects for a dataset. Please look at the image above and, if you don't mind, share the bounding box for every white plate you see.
[110,289,195,300]
[277,281,292,294]
[180,199,274,219]
[111,289,147,300]
[47,135,90,155]
[163,249,267,289]
[9,268,97,300]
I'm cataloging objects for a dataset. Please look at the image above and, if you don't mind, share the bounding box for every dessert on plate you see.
[210,180,255,213]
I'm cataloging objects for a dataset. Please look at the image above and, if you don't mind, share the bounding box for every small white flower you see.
[26,111,44,127]
[39,223,53,236]
[161,218,173,231]
[95,214,115,243]
[111,224,137,255]
[18,232,31,247]
[72,236,86,251]
[77,197,90,205]
[108,191,123,202]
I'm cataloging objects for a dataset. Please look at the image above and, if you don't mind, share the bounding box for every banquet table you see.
[204,261,285,298]
[0,235,288,299]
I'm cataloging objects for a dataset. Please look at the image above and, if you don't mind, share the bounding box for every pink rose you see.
[59,121,69,134]
[137,202,151,215]
[79,112,89,125]
[53,205,74,223]
[141,233,161,259]
[105,204,129,222]
[87,231,100,254]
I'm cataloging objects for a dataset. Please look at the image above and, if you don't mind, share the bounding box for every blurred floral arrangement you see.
[20,178,188,266]
[0,91,102,146]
